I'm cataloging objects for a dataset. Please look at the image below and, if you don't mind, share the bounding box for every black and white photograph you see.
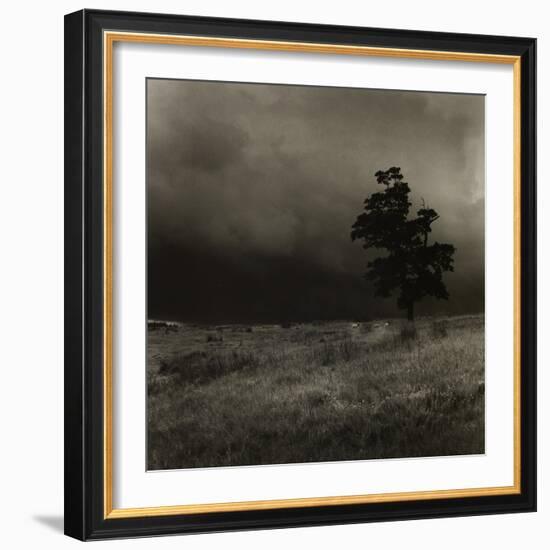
[0,0,543,546]
[146,78,486,470]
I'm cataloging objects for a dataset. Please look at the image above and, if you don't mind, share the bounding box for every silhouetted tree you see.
[351,167,455,321]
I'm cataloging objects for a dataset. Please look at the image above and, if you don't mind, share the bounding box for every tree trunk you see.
[407,302,415,322]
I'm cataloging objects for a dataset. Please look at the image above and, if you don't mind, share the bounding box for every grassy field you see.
[147,315,484,470]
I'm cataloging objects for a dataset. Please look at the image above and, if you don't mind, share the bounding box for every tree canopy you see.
[351,167,455,321]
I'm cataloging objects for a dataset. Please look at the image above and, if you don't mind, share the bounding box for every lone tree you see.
[351,167,455,321]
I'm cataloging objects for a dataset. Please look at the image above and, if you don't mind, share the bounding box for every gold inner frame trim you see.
[103,30,522,520]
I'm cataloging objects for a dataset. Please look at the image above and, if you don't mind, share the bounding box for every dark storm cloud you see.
[147,79,484,323]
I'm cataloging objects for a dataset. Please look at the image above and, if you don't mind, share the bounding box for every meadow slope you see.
[147,315,484,470]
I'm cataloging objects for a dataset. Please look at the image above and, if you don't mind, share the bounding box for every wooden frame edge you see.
[102,30,523,521]
[105,485,521,519]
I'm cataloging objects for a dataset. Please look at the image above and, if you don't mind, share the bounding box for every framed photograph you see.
[64,9,536,540]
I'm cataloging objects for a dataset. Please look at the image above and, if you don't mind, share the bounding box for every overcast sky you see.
[147,78,484,323]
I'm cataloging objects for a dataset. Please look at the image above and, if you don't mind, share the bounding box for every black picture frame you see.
[64,9,536,541]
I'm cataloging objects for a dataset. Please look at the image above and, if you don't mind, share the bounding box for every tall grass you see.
[307,337,362,365]
[147,315,485,470]
[158,349,258,385]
